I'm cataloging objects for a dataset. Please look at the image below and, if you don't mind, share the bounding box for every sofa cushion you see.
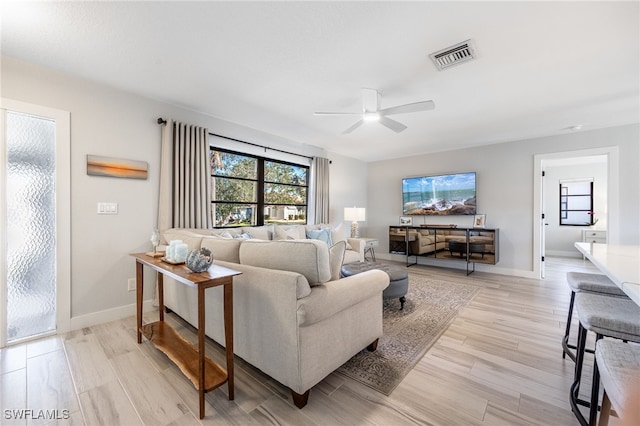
[239,239,331,285]
[200,237,242,263]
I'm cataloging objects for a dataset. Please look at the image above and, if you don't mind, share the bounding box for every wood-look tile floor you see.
[0,257,622,425]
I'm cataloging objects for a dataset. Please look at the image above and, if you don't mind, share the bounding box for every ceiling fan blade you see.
[313,111,362,116]
[380,100,435,116]
[379,116,407,133]
[342,120,364,134]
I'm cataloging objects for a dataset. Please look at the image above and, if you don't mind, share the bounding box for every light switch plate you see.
[97,202,118,214]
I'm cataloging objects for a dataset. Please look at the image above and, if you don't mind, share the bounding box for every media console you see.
[388,226,499,275]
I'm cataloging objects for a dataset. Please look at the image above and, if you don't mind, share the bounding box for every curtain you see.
[157,120,212,233]
[312,156,330,224]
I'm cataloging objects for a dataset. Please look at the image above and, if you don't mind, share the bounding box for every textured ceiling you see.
[2,1,639,162]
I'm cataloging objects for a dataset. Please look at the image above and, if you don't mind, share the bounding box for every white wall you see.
[544,161,608,257]
[1,56,368,328]
[327,151,368,236]
[368,124,639,277]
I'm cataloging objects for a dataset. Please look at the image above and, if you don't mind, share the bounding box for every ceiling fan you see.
[314,88,435,134]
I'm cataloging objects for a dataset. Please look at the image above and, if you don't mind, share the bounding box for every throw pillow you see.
[243,225,274,240]
[305,228,333,246]
[233,232,254,239]
[330,222,353,250]
[274,226,301,240]
[328,240,346,281]
[210,230,233,239]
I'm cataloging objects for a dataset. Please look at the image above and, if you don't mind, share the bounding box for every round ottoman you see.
[341,262,409,309]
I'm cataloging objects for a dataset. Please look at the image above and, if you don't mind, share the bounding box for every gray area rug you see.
[336,274,480,395]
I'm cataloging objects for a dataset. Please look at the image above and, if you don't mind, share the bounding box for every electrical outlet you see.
[127,278,136,292]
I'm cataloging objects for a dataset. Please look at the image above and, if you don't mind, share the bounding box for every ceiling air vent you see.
[429,39,477,71]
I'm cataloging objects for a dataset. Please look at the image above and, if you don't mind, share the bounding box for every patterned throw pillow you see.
[233,232,254,239]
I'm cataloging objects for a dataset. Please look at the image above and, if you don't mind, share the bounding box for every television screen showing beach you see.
[402,172,476,215]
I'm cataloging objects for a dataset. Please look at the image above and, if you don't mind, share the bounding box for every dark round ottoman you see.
[341,262,409,309]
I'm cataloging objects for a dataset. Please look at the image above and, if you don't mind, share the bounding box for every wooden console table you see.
[130,253,241,419]
[388,226,499,274]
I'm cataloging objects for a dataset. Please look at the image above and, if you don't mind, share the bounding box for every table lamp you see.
[344,207,366,238]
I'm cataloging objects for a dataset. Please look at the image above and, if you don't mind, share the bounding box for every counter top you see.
[574,242,640,306]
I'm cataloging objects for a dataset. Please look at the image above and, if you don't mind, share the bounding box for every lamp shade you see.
[344,207,366,222]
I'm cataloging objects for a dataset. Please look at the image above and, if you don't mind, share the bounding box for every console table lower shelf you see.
[139,322,227,391]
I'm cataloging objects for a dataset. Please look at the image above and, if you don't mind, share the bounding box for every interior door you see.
[1,99,70,347]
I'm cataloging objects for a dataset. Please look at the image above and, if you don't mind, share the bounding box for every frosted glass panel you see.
[6,111,56,342]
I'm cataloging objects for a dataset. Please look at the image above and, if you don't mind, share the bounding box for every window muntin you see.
[211,148,309,227]
[559,179,595,226]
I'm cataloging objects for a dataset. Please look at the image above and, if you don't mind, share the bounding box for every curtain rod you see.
[157,117,314,161]
[209,132,315,161]
[158,117,313,160]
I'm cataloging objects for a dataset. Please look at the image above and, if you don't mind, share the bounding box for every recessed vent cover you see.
[429,39,477,71]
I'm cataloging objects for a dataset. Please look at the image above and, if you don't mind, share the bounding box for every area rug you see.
[336,274,479,395]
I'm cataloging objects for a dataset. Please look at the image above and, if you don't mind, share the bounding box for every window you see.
[210,148,308,227]
[559,178,595,226]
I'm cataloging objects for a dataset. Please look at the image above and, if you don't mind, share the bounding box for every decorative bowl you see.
[185,247,214,273]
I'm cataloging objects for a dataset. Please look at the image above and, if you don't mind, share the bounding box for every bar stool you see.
[570,292,640,426]
[593,340,640,426]
[563,272,627,362]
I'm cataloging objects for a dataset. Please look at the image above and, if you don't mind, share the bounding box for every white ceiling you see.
[2,1,639,162]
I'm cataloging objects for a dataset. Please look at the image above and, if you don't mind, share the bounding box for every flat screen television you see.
[402,172,476,215]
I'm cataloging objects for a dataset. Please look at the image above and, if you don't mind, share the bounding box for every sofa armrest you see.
[296,269,389,326]
[347,238,366,262]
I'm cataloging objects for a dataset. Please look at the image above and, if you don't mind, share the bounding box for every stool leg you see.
[399,296,406,310]
[570,323,589,426]
[563,291,576,360]
[589,334,604,426]
[598,390,611,426]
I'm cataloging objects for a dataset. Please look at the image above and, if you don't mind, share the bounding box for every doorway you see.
[533,147,619,279]
[1,99,71,347]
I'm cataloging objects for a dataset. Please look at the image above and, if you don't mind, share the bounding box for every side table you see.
[130,253,241,419]
[363,238,379,261]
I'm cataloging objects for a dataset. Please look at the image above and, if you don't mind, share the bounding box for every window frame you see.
[210,147,309,228]
[559,178,595,226]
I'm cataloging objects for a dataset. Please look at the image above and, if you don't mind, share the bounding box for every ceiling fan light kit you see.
[314,88,435,134]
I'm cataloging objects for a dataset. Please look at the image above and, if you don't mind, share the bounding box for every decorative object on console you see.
[399,216,412,225]
[402,172,476,216]
[146,228,163,258]
[165,240,188,263]
[185,247,214,272]
[473,214,486,228]
[344,207,366,238]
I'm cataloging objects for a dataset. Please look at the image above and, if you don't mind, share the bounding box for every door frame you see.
[533,146,619,279]
[0,98,71,347]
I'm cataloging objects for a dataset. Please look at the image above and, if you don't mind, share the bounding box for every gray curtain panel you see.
[313,157,330,224]
[158,120,212,234]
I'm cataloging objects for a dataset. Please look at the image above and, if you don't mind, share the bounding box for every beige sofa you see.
[159,227,389,408]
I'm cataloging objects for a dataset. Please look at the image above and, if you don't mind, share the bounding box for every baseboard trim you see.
[378,253,537,279]
[69,299,156,331]
[545,250,582,258]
